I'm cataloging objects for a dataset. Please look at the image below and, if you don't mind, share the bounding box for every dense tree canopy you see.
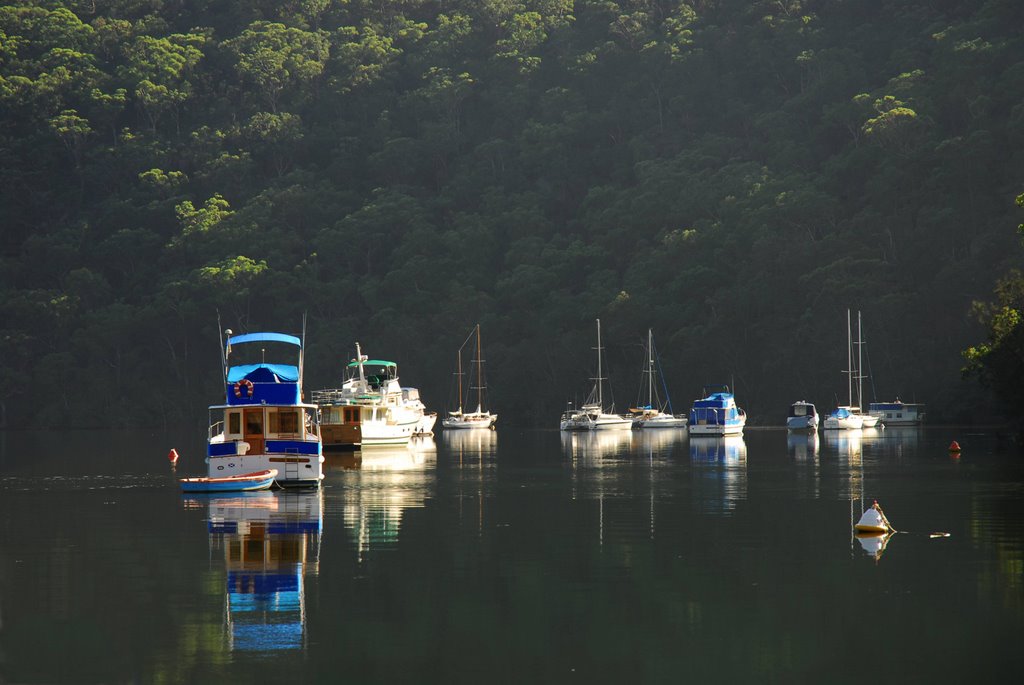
[1,0,1023,428]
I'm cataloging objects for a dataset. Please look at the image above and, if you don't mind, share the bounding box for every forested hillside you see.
[2,0,1023,428]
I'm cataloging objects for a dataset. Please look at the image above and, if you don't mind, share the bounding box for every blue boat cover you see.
[830,407,852,418]
[227,364,299,383]
[693,393,735,408]
[229,332,301,347]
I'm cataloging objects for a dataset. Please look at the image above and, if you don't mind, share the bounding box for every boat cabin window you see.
[228,411,241,435]
[344,407,359,424]
[245,410,264,436]
[270,409,300,435]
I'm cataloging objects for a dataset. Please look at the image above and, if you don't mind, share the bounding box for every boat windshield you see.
[789,403,815,417]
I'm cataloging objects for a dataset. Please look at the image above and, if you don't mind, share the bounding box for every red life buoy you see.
[234,379,254,398]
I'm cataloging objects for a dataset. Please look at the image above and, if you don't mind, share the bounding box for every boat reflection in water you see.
[189,489,323,653]
[342,441,436,559]
[824,428,863,461]
[560,429,633,462]
[689,436,747,514]
[788,430,821,498]
[633,426,687,458]
[443,427,497,460]
[787,431,820,462]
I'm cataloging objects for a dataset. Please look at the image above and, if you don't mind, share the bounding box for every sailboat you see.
[823,309,864,430]
[630,329,687,429]
[851,311,880,428]
[559,319,632,431]
[442,324,497,430]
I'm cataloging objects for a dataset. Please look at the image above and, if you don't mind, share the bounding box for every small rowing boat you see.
[180,469,278,493]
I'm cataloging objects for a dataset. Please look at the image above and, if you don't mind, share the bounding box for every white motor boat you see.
[313,344,430,448]
[786,401,818,430]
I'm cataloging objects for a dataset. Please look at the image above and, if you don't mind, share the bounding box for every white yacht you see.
[851,310,880,427]
[313,344,430,448]
[560,319,631,431]
[630,329,688,429]
[823,406,864,430]
[825,310,867,431]
[443,324,497,430]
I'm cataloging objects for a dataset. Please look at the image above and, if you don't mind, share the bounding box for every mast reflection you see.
[189,490,323,653]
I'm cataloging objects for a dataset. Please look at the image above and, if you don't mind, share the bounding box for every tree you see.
[963,192,1024,427]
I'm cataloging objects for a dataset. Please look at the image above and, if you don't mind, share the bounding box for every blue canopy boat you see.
[688,385,747,436]
[206,328,324,488]
[180,469,278,493]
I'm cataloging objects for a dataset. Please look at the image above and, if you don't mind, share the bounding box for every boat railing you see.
[311,388,347,404]
[208,420,224,440]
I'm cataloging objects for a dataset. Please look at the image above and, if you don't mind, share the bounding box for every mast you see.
[456,340,464,414]
[475,324,483,413]
[647,328,654,408]
[355,341,366,389]
[857,310,864,411]
[598,319,605,409]
[846,309,853,407]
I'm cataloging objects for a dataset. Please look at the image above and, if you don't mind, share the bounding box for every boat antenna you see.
[218,309,229,386]
[355,341,366,387]
[299,311,307,387]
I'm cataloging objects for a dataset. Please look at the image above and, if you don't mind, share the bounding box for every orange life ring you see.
[234,379,254,398]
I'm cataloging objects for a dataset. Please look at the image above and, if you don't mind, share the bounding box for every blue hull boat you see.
[180,469,278,493]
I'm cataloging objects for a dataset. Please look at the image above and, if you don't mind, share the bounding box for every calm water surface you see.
[0,427,1022,683]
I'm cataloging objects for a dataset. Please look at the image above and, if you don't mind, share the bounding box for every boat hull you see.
[823,416,863,430]
[689,422,745,436]
[180,469,277,493]
[442,413,497,430]
[786,416,818,430]
[587,414,633,430]
[414,412,437,435]
[634,415,688,429]
[207,453,323,488]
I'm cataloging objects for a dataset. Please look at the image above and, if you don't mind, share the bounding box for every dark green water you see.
[0,427,1021,683]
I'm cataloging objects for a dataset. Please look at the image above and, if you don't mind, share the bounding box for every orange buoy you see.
[168,448,180,465]
[948,440,961,453]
